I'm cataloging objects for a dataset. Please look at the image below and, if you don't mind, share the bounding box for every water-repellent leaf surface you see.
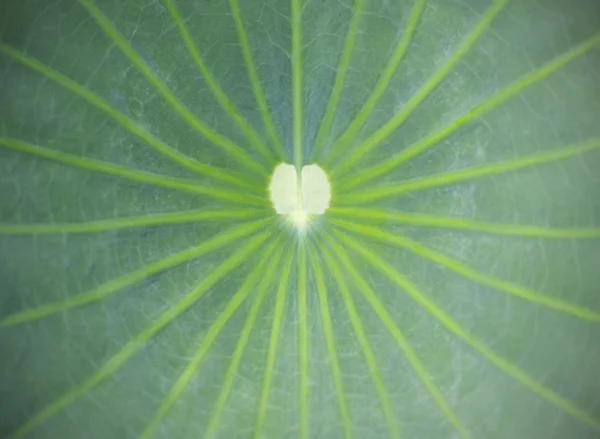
[1,0,600,438]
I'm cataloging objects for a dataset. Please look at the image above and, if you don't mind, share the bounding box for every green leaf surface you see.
[1,0,599,438]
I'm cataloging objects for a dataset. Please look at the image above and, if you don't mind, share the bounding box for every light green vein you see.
[322,0,427,166]
[253,241,295,439]
[140,234,282,439]
[317,241,399,439]
[77,0,268,177]
[298,238,309,439]
[332,228,600,431]
[310,0,364,161]
[336,137,600,205]
[331,219,600,324]
[0,218,272,329]
[162,0,275,165]
[0,137,268,207]
[0,42,260,191]
[203,244,288,439]
[292,0,304,170]
[323,231,470,439]
[0,209,268,235]
[330,0,508,180]
[229,0,285,158]
[328,208,600,239]
[8,229,272,439]
[336,31,600,192]
[308,242,353,439]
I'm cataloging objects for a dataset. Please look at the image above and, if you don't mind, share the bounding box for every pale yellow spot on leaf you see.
[269,162,331,229]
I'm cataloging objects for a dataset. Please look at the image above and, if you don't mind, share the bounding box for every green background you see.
[1,0,599,438]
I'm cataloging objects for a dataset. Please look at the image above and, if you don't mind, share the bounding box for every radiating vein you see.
[77,0,268,177]
[8,229,272,439]
[323,232,470,439]
[0,42,261,190]
[331,0,508,179]
[0,209,268,235]
[140,234,283,439]
[317,241,399,439]
[162,0,275,165]
[322,0,426,165]
[331,219,600,323]
[0,218,271,328]
[229,0,285,158]
[203,244,288,439]
[329,208,600,239]
[308,242,353,439]
[291,0,304,169]
[0,137,268,207]
[253,241,295,439]
[298,238,309,439]
[310,0,364,161]
[333,228,600,431]
[337,31,600,192]
[336,138,600,205]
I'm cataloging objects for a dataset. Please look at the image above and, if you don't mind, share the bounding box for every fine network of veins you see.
[0,0,600,439]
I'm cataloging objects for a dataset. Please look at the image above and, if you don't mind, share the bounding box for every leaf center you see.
[268,163,331,229]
